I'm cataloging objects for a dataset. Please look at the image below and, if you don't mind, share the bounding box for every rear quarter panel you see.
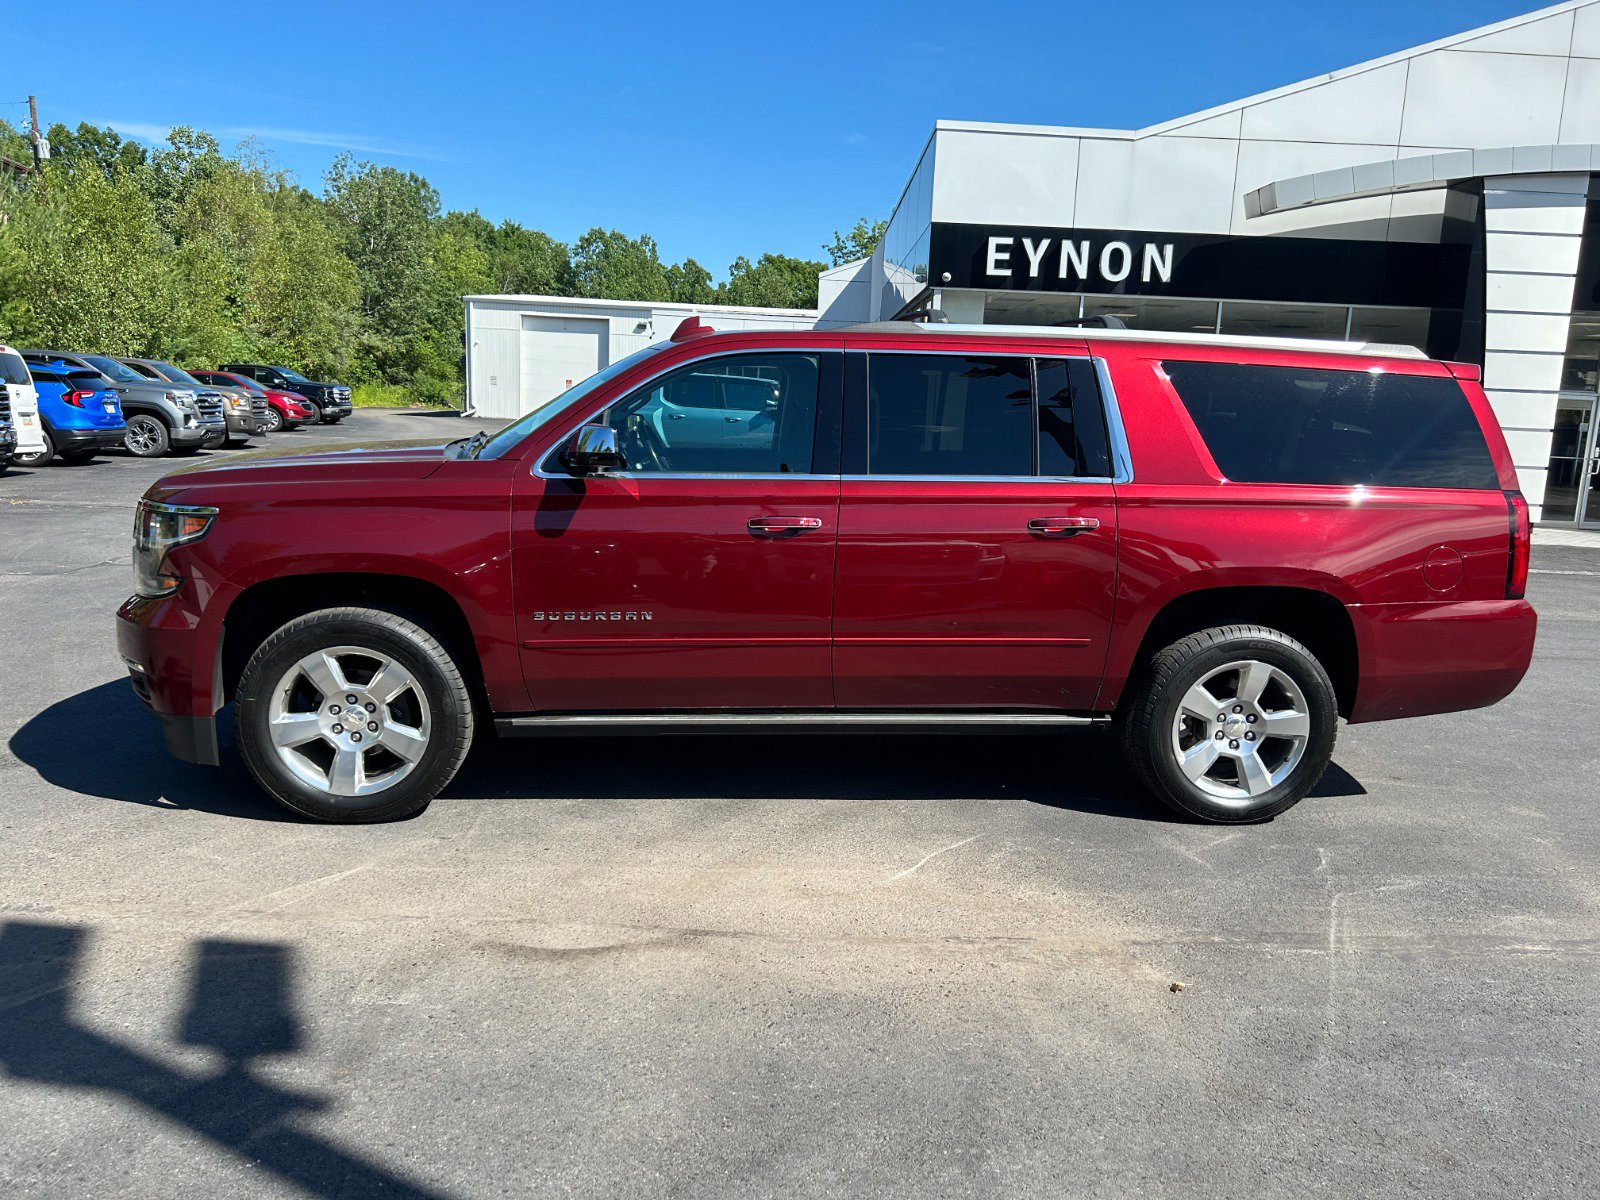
[1096,341,1531,720]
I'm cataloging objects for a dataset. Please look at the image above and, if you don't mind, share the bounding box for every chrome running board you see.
[494,711,1108,737]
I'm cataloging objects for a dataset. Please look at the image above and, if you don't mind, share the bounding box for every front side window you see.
[1163,360,1500,489]
[82,355,145,384]
[590,353,820,475]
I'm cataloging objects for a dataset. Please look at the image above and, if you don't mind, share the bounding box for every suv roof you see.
[835,321,1431,361]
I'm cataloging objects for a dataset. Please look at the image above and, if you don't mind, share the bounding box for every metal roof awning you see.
[1244,144,1600,218]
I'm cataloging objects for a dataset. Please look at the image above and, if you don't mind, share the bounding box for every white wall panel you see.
[1573,2,1600,56]
[1486,271,1580,313]
[930,130,1081,226]
[1558,58,1600,142]
[1502,427,1562,465]
[1484,350,1567,393]
[1484,389,1563,429]
[1483,311,1577,351]
[1238,62,1410,145]
[1399,51,1568,147]
[1230,140,1395,234]
[1514,465,1550,515]
[1458,9,1574,55]
[1486,230,1589,274]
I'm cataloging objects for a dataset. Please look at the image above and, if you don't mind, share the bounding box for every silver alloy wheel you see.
[265,645,433,799]
[126,416,162,455]
[263,407,282,432]
[1170,659,1312,806]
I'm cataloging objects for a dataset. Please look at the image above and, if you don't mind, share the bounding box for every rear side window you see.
[1163,361,1500,489]
[865,354,1114,478]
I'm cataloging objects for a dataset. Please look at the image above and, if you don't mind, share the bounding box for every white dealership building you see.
[817,0,1600,525]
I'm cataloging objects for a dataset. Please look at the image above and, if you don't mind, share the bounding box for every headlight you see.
[165,390,198,411]
[229,396,249,410]
[133,500,217,598]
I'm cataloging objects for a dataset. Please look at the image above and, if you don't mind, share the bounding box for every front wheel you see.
[1121,625,1338,824]
[236,608,475,822]
[124,414,170,458]
[262,407,284,433]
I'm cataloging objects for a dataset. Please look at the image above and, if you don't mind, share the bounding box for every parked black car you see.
[218,364,352,424]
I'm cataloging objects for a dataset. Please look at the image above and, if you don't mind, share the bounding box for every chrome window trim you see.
[531,343,1134,485]
[532,345,842,480]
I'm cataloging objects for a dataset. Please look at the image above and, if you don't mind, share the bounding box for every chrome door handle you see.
[748,515,823,535]
[1028,516,1100,537]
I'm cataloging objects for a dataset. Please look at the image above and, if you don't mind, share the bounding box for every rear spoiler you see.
[1443,361,1482,383]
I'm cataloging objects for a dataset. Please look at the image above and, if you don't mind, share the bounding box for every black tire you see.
[58,449,96,464]
[236,607,475,823]
[225,436,251,448]
[124,413,171,458]
[16,431,55,468]
[262,407,284,433]
[303,400,323,423]
[1120,625,1338,824]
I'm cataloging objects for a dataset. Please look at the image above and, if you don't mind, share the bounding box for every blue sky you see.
[7,0,1547,276]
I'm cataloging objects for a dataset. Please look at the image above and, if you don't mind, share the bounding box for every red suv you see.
[116,321,1536,824]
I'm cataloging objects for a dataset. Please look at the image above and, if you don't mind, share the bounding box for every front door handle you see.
[1028,516,1101,537]
[748,515,823,535]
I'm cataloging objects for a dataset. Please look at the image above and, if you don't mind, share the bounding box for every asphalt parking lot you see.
[1,409,1596,1199]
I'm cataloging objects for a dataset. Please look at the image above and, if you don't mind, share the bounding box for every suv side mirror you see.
[564,424,626,474]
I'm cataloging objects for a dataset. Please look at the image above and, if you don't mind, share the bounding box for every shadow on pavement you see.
[0,920,453,1199]
[14,679,1367,825]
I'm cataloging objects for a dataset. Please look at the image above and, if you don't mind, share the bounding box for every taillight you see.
[1505,489,1531,600]
[63,389,91,407]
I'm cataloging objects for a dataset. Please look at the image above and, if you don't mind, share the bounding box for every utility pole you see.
[27,95,45,171]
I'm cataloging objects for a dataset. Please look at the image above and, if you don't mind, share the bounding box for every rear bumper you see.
[55,426,128,454]
[1348,599,1537,723]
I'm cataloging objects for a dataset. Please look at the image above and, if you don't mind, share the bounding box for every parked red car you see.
[191,370,316,433]
[117,319,1535,825]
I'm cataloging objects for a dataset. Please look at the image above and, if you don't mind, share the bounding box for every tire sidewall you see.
[263,408,283,433]
[17,431,55,468]
[237,612,472,822]
[1143,632,1338,823]
[125,414,169,458]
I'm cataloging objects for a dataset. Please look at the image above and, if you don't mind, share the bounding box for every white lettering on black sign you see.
[986,235,1175,285]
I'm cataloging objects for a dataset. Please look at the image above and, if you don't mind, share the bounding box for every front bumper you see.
[117,591,222,766]
[224,407,271,437]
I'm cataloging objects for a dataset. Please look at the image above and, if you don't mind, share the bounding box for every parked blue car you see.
[18,362,128,466]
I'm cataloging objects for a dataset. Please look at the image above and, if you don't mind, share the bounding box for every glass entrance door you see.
[1544,396,1600,527]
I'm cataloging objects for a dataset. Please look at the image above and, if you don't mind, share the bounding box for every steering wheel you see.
[618,413,672,472]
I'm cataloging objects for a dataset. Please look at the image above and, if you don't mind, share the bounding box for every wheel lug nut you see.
[1246,714,1257,724]
[1229,739,1240,750]
[367,722,378,732]
[329,704,341,714]
[351,732,362,743]
[331,723,343,734]
[364,702,376,713]
[1245,732,1256,741]
[1232,705,1243,714]
[346,694,358,705]
[1218,713,1227,723]
[1214,731,1224,740]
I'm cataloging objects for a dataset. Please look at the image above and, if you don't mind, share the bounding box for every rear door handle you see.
[1028,516,1101,537]
[748,515,824,535]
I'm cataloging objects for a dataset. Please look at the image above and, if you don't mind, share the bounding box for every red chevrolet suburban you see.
[116,320,1536,824]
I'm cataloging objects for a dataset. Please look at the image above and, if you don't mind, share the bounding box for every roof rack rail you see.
[834,320,1430,361]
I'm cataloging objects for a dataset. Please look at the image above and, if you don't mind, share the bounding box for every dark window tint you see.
[1037,358,1113,478]
[867,354,1032,476]
[0,352,31,385]
[1163,360,1500,489]
[599,353,820,474]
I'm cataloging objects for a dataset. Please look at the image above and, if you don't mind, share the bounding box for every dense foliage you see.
[0,120,878,405]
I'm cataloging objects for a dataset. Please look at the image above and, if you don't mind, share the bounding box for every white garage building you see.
[464,295,818,420]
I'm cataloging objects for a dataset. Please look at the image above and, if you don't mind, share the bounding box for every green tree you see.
[570,228,670,301]
[41,122,149,181]
[665,257,716,305]
[824,216,887,267]
[719,252,825,309]
[493,221,572,296]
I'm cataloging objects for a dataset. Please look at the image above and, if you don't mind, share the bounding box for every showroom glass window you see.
[1162,360,1499,489]
[865,354,1111,477]
[596,353,820,474]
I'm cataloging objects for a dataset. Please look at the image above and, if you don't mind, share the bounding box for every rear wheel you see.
[15,431,55,468]
[236,608,475,822]
[1121,625,1338,823]
[124,414,170,458]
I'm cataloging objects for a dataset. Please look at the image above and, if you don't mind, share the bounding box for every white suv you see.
[0,345,46,465]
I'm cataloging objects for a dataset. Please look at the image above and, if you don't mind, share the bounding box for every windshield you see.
[0,351,30,386]
[273,367,311,383]
[150,361,204,386]
[474,343,672,461]
[83,355,147,384]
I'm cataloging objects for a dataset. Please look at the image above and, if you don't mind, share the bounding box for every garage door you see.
[520,315,608,415]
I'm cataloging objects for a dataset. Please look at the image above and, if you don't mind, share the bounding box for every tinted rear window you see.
[1163,360,1499,490]
[0,352,30,386]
